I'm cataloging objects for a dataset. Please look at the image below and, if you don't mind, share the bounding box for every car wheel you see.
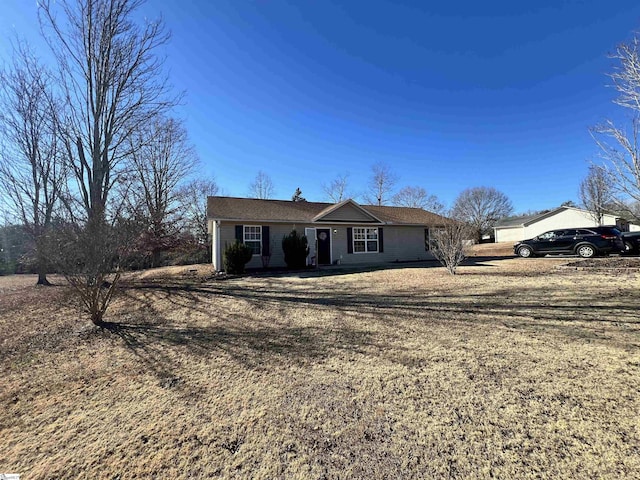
[576,244,596,258]
[517,245,534,258]
[624,241,634,254]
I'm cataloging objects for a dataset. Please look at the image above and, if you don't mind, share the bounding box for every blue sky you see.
[2,0,640,213]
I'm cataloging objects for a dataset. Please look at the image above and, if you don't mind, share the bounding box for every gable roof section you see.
[312,199,383,223]
[207,196,448,226]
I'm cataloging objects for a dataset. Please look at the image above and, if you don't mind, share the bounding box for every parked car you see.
[621,231,640,255]
[514,226,624,258]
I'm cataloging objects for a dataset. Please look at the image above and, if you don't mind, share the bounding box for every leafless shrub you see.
[429,221,472,275]
[51,219,136,324]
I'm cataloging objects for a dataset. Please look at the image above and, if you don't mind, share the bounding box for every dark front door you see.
[317,229,331,265]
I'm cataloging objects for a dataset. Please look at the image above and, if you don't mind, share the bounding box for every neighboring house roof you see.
[494,205,636,229]
[494,208,559,228]
[207,196,447,226]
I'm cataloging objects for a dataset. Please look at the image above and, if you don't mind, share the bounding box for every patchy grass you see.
[1,258,639,479]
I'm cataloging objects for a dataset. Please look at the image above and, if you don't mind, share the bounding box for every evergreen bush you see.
[223,241,253,274]
[282,230,309,269]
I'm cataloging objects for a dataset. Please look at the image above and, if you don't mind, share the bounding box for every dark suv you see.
[514,226,624,258]
[621,231,640,254]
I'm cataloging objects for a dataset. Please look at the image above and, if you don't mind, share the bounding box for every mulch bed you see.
[563,256,640,270]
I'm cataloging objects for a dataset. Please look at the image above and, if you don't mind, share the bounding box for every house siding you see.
[215,222,435,270]
[495,226,524,243]
[319,204,377,222]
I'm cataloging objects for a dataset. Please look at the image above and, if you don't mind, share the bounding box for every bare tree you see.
[590,34,640,223]
[127,117,198,267]
[248,170,275,199]
[0,42,65,285]
[591,119,640,222]
[579,165,614,225]
[39,0,176,325]
[363,163,397,206]
[323,173,350,203]
[178,177,219,249]
[429,220,472,275]
[392,186,444,213]
[451,187,513,242]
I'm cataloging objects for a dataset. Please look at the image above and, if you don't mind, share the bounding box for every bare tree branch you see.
[126,116,198,266]
[322,173,350,203]
[591,118,640,222]
[363,162,397,206]
[609,36,640,112]
[178,177,219,250]
[392,186,444,213]
[579,164,614,225]
[591,33,640,224]
[39,0,178,223]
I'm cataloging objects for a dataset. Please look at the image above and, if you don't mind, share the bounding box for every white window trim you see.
[352,227,379,254]
[243,225,262,256]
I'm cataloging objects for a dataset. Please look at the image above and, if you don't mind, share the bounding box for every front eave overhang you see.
[209,217,436,227]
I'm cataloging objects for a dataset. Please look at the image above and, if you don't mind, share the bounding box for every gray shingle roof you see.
[207,196,447,226]
[494,208,560,228]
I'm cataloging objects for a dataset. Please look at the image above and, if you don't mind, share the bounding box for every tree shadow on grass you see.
[100,310,375,389]
[110,273,640,384]
[120,279,640,326]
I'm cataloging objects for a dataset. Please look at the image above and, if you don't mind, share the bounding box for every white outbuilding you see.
[494,206,640,243]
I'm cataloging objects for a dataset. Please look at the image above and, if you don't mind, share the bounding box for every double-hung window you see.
[243,225,262,255]
[353,227,378,253]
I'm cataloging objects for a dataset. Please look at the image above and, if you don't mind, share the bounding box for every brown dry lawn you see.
[1,252,639,479]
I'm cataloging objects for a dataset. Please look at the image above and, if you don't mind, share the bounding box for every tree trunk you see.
[36,271,52,286]
[35,241,51,286]
[151,249,161,269]
[91,310,105,326]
